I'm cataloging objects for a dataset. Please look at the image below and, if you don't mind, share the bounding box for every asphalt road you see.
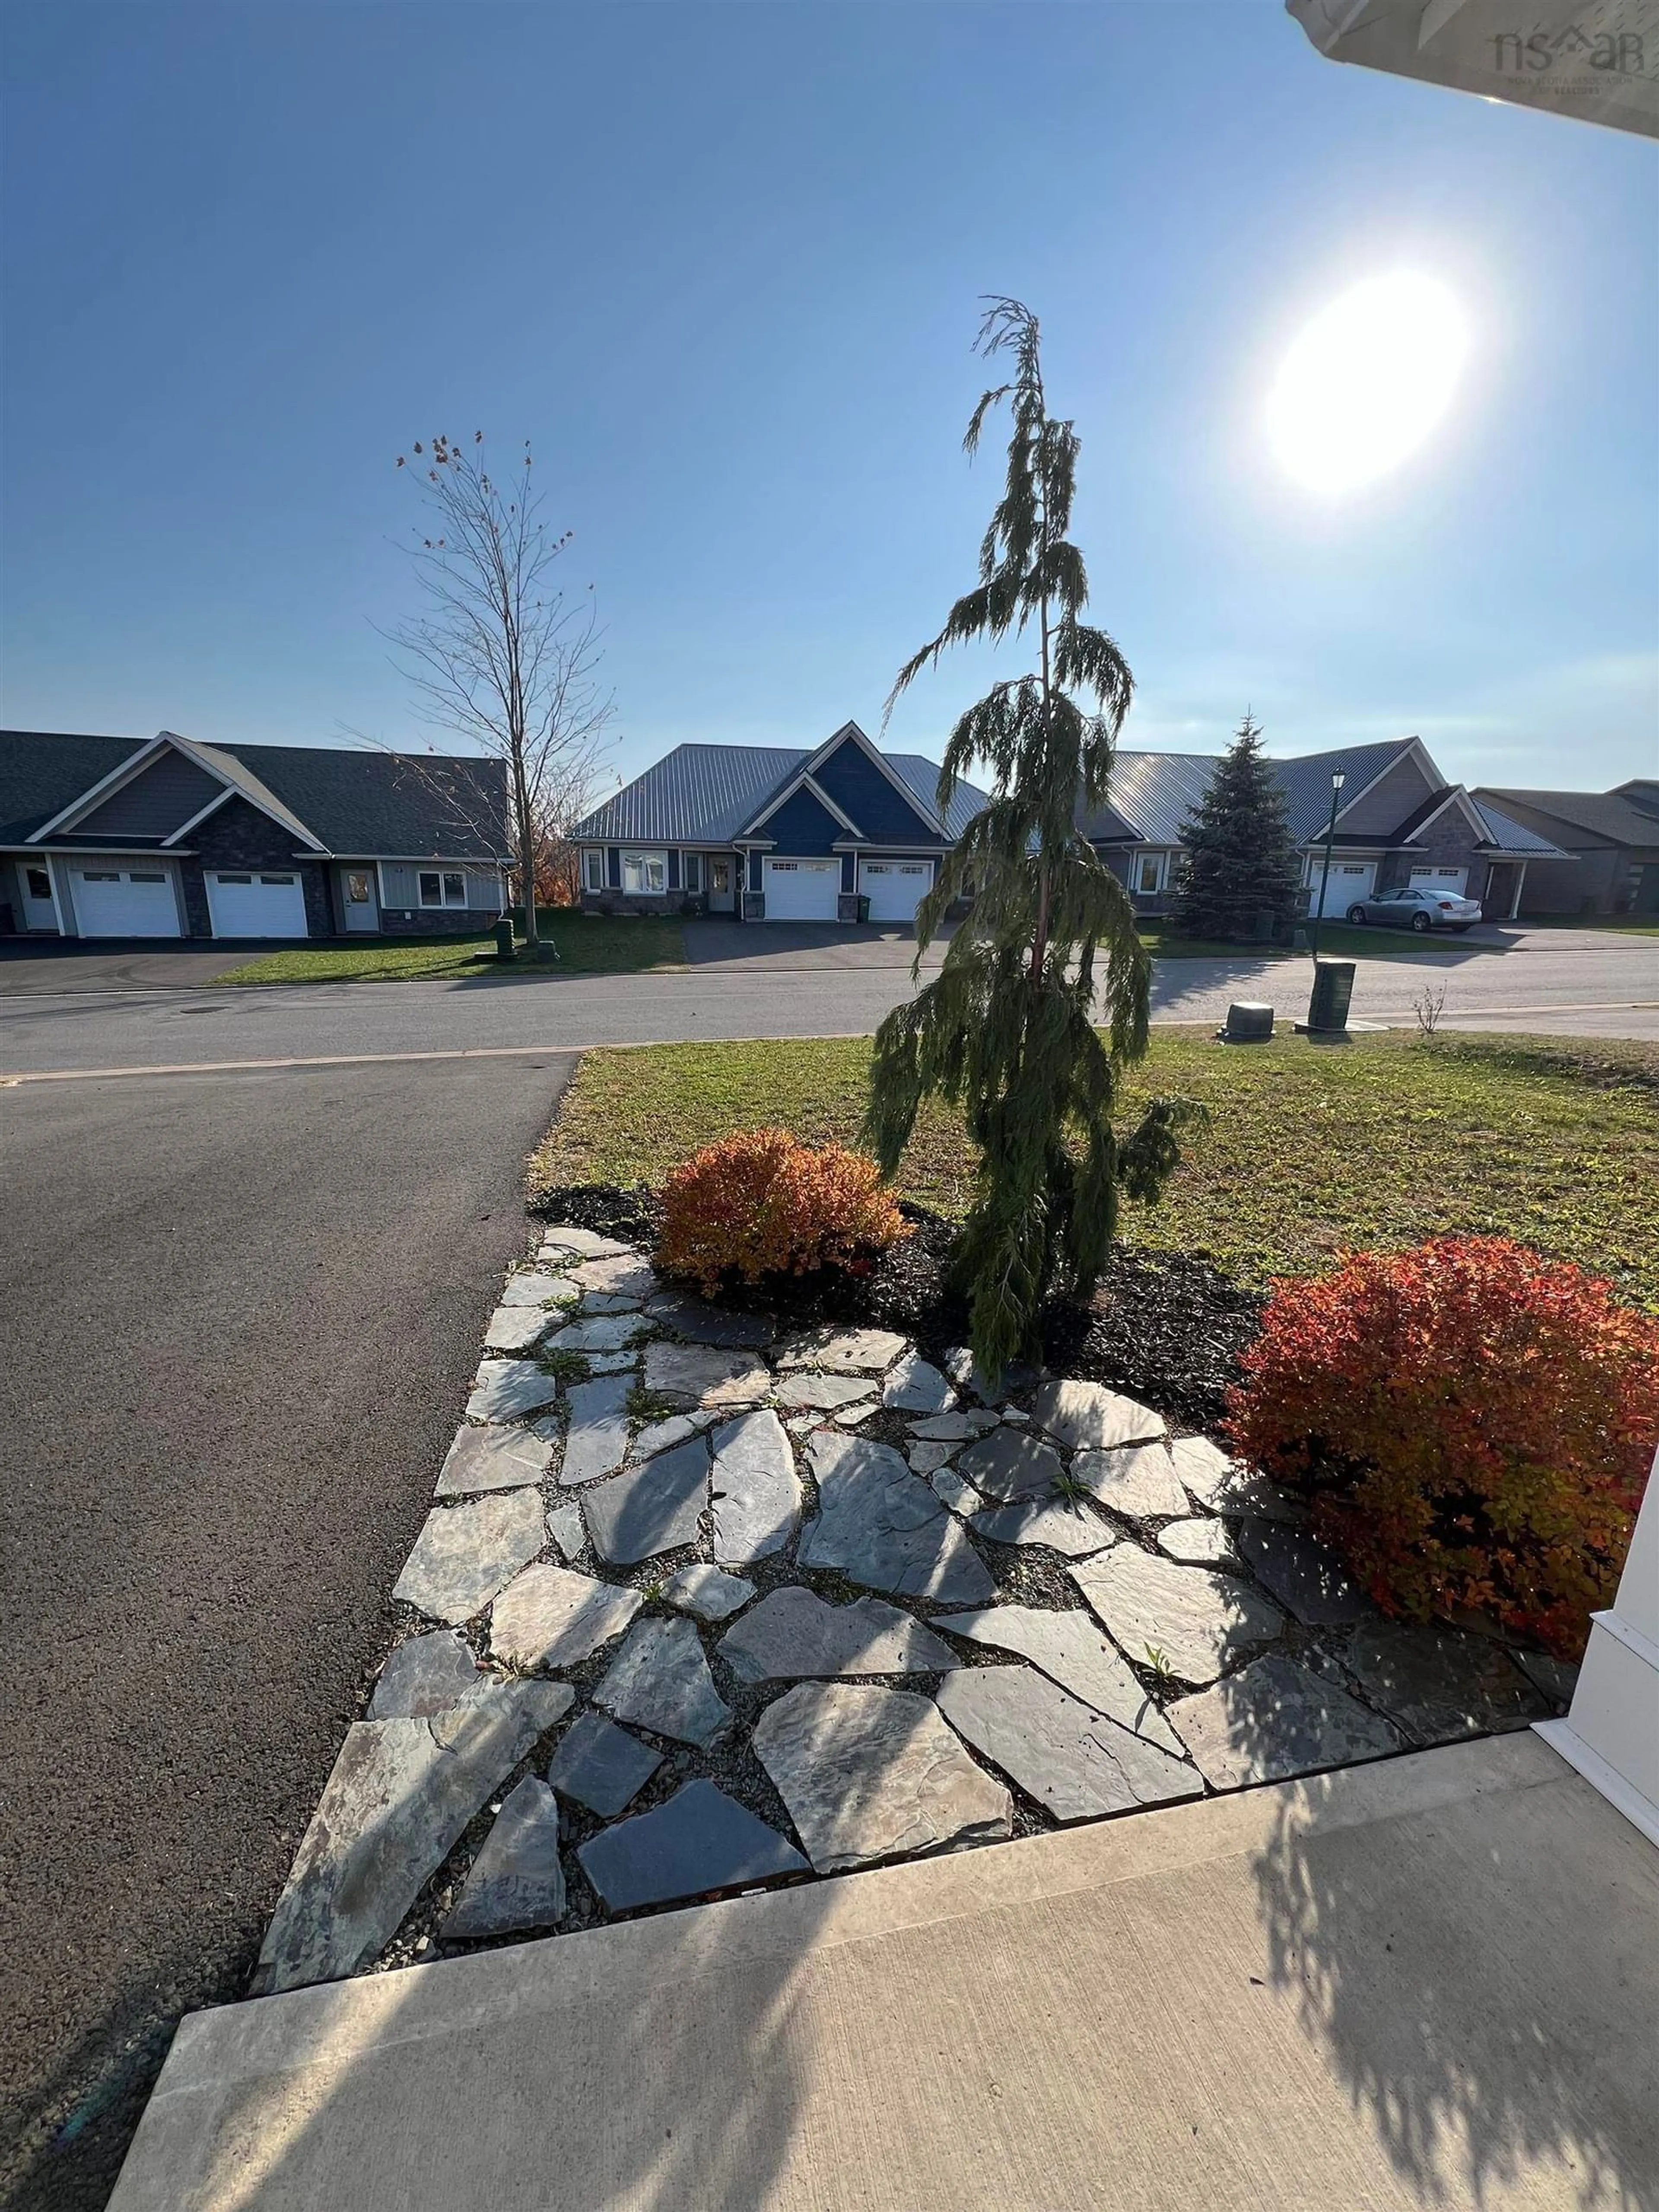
[0,928,1655,1079]
[0,1054,573,2212]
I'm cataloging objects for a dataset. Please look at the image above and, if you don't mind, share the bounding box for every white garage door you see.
[206,869,309,938]
[1410,864,1468,894]
[1313,860,1375,917]
[861,859,933,923]
[70,864,180,938]
[762,857,839,921]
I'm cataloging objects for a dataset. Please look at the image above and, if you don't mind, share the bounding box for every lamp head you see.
[1332,770,1346,792]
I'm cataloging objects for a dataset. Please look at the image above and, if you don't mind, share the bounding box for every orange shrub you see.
[657,1127,911,1295]
[1225,1236,1659,1658]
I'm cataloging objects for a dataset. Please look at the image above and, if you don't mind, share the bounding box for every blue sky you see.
[3,3,1655,797]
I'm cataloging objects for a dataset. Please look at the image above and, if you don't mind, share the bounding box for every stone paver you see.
[594,1617,732,1747]
[908,1441,955,1477]
[368,1631,489,1720]
[546,1710,662,1818]
[537,1226,635,1261]
[910,1409,998,1442]
[718,1587,959,1683]
[932,1604,1184,1753]
[969,1499,1114,1557]
[465,1359,563,1425]
[880,1353,957,1415]
[559,1373,633,1487]
[1236,1521,1374,1626]
[545,1502,586,1560]
[392,1489,548,1626]
[582,1436,709,1566]
[1073,1442,1189,1521]
[1157,1517,1241,1568]
[1166,1433,1239,1506]
[484,1305,560,1356]
[255,1680,570,1992]
[643,1343,772,1410]
[1209,1473,1310,1525]
[774,1372,877,1412]
[801,1434,995,1607]
[937,1665,1204,1822]
[1169,1655,1404,1790]
[778,1325,908,1373]
[499,1269,577,1309]
[1341,1620,1545,1746]
[569,1253,660,1298]
[928,1467,982,1515]
[658,1562,756,1622]
[442,1775,567,1939]
[1071,1547,1284,1686]
[1033,1380,1166,1452]
[630,1410,717,1460]
[645,1295,775,1350]
[710,1409,802,1566]
[434,1424,555,1498]
[753,1681,1011,1874]
[955,1427,1064,1505]
[550,1312,646,1355]
[489,1564,642,1671]
[578,1779,807,1911]
[578,1291,645,1314]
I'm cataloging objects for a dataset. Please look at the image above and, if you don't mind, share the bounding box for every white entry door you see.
[1313,860,1375,918]
[861,859,933,923]
[206,869,309,938]
[762,857,839,920]
[70,864,181,937]
[341,868,380,932]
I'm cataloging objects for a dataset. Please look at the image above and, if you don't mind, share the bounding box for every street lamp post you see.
[1308,769,1347,965]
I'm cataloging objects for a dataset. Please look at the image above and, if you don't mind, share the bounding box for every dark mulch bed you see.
[534,1183,1264,1431]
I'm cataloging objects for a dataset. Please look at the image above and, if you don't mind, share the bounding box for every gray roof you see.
[0,730,509,857]
[0,731,145,842]
[1465,799,1570,858]
[572,740,989,846]
[1085,738,1440,847]
[1472,786,1659,850]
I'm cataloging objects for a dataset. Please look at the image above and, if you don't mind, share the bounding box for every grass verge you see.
[212,913,687,985]
[1135,918,1496,961]
[530,1028,1659,1310]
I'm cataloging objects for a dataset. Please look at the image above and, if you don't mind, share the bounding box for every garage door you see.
[762,858,839,921]
[69,865,181,938]
[1313,860,1375,918]
[861,860,932,923]
[206,870,309,938]
[1410,864,1468,894]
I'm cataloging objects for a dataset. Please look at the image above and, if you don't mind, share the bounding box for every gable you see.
[812,735,941,844]
[73,748,224,841]
[752,783,844,855]
[1333,749,1440,838]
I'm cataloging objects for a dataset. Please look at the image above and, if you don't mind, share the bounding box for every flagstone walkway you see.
[254,1224,1577,1995]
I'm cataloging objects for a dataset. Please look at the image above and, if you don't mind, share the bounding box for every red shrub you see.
[1225,1236,1659,1658]
[657,1127,911,1295]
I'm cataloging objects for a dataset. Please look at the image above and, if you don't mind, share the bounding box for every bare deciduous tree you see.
[387,431,613,948]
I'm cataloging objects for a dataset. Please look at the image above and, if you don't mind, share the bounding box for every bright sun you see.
[1267,273,1468,495]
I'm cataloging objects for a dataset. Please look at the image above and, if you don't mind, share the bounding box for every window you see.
[25,866,51,901]
[130,872,166,883]
[684,852,701,893]
[346,872,372,904]
[621,851,667,894]
[83,871,120,882]
[217,873,252,883]
[418,869,468,908]
[584,849,604,893]
[1135,855,1163,894]
[260,874,295,886]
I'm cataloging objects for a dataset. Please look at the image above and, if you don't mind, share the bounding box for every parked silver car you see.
[1344,884,1483,933]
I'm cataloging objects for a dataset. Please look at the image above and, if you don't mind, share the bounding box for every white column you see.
[1508,861,1526,921]
[1536,1448,1659,1846]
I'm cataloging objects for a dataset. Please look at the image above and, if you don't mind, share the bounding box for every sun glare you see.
[1267,273,1468,495]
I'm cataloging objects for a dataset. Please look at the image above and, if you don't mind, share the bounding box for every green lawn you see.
[1516,914,1659,936]
[1134,917,1495,961]
[212,913,688,985]
[531,1028,1659,1310]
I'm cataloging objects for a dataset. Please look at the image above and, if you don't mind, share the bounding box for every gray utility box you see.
[1305,960,1356,1033]
[837,892,871,924]
[493,918,515,961]
[1221,1001,1274,1042]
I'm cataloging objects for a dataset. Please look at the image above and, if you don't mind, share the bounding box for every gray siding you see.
[1335,752,1438,837]
[379,861,504,910]
[73,751,223,840]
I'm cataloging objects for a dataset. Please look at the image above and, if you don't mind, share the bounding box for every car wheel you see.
[1346,905,1367,924]
[1411,913,1433,933]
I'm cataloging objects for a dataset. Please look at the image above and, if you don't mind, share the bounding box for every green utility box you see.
[1305,959,1355,1033]
[493,919,516,962]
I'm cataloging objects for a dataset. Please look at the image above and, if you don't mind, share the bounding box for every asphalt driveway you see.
[0,1053,573,2212]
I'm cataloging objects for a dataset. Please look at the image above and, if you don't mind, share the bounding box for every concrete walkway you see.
[110,1731,1653,2211]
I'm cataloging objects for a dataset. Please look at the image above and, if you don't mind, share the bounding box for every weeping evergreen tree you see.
[1170,711,1301,942]
[863,298,1198,1384]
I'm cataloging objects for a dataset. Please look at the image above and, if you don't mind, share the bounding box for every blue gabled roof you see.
[572,738,991,847]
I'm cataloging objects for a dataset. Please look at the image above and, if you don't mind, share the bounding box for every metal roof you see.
[1466,799,1570,858]
[1079,738,1432,847]
[572,741,991,846]
[1471,787,1659,850]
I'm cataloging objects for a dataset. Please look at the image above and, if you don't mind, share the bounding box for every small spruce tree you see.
[1170,713,1301,942]
[863,299,1198,1385]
